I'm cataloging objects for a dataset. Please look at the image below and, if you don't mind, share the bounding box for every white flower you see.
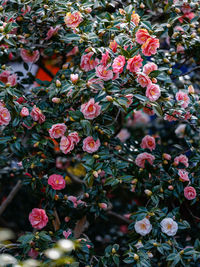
[134,218,152,236]
[160,218,178,236]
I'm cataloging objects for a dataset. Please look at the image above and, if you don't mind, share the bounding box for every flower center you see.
[89,142,94,148]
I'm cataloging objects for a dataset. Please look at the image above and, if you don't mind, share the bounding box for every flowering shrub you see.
[0,0,200,266]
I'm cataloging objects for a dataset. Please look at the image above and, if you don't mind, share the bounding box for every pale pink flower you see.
[143,62,158,75]
[127,55,143,73]
[146,84,161,101]
[8,74,17,86]
[20,107,29,117]
[135,152,155,168]
[99,203,108,210]
[184,186,196,200]
[141,135,156,151]
[100,51,110,66]
[132,110,150,125]
[117,129,130,142]
[174,154,189,167]
[82,136,100,153]
[68,132,80,144]
[0,106,11,126]
[0,71,17,86]
[64,11,83,28]
[48,174,66,190]
[142,37,160,56]
[137,72,151,88]
[29,208,48,229]
[45,26,60,40]
[136,29,150,44]
[80,52,99,72]
[178,169,189,182]
[63,230,72,239]
[163,153,171,160]
[96,64,113,81]
[160,218,178,236]
[52,97,61,103]
[70,74,79,84]
[60,136,75,154]
[131,11,140,26]
[81,98,101,120]
[49,123,67,139]
[134,218,152,236]
[125,94,133,107]
[30,105,45,124]
[176,91,190,108]
[20,49,40,63]
[109,40,118,53]
[112,55,126,74]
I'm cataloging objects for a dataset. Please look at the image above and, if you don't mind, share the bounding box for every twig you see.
[52,208,61,231]
[0,180,22,216]
[115,154,135,164]
[107,210,131,224]
[66,170,87,186]
[179,66,200,77]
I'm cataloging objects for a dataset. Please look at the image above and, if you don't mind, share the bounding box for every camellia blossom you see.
[48,174,66,190]
[96,64,113,81]
[30,105,45,124]
[146,83,161,101]
[0,106,11,126]
[0,71,17,86]
[112,55,126,74]
[82,136,100,153]
[143,62,158,75]
[127,55,143,73]
[117,129,130,142]
[135,152,155,168]
[160,218,178,236]
[141,135,156,151]
[29,208,48,230]
[184,186,196,200]
[100,51,110,66]
[64,11,83,28]
[70,74,79,84]
[69,132,80,144]
[49,123,67,139]
[20,107,29,117]
[176,91,190,108]
[142,37,160,57]
[81,98,101,120]
[134,218,152,236]
[174,154,189,168]
[109,40,118,53]
[131,11,140,26]
[178,169,189,182]
[136,28,150,44]
[60,136,75,154]
[45,26,60,40]
[20,49,40,63]
[80,52,99,72]
[137,72,151,88]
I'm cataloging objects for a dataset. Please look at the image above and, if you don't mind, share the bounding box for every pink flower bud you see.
[85,7,92,13]
[168,185,174,190]
[52,97,61,103]
[70,74,79,84]
[98,203,107,210]
[106,95,113,102]
[20,107,29,117]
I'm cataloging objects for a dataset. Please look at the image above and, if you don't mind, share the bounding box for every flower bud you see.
[168,185,174,190]
[56,79,61,87]
[144,189,152,196]
[175,8,181,13]
[85,7,92,13]
[52,97,61,103]
[191,33,196,38]
[93,154,99,159]
[180,250,184,255]
[70,74,79,84]
[84,193,89,198]
[152,78,157,83]
[98,203,107,210]
[106,95,113,102]
[134,254,139,260]
[64,216,70,222]
[140,3,145,8]
[188,85,195,94]
[55,194,59,200]
[112,248,116,254]
[93,171,98,178]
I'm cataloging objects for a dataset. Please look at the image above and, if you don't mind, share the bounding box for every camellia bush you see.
[1,0,200,266]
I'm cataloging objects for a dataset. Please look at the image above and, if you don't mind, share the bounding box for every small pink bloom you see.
[125,94,133,107]
[0,106,11,126]
[30,105,45,124]
[176,91,190,108]
[127,55,143,73]
[135,152,155,168]
[137,72,151,88]
[70,74,79,84]
[96,64,113,81]
[80,52,99,72]
[178,169,189,182]
[68,196,78,207]
[60,136,75,154]
[177,44,185,53]
[29,208,48,229]
[64,12,83,28]
[136,29,150,44]
[52,97,61,103]
[141,135,156,151]
[48,174,66,190]
[20,107,29,117]
[117,129,130,142]
[184,186,196,200]
[8,74,17,86]
[131,11,140,26]
[82,136,100,153]
[99,203,108,210]
[49,123,67,139]
[109,40,118,53]
[28,248,39,259]
[85,7,92,13]
[163,153,171,160]
[63,230,72,239]
[69,131,80,144]
[81,98,101,120]
[146,84,161,101]
[45,26,60,40]
[142,37,160,56]
[143,62,158,75]
[20,49,40,63]
[112,55,126,74]
[100,51,110,66]
[174,154,189,168]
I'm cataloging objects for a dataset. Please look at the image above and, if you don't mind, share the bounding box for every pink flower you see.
[146,84,160,101]
[68,131,80,144]
[142,37,160,56]
[135,152,155,168]
[0,106,11,126]
[143,62,158,75]
[52,97,61,103]
[28,248,39,259]
[100,51,110,66]
[176,91,190,108]
[64,12,83,28]
[109,40,118,53]
[20,49,40,63]
[63,230,72,239]
[117,129,130,142]
[177,44,185,53]
[131,11,140,26]
[137,72,151,88]
[178,169,189,182]
[174,154,189,168]
[30,105,45,124]
[49,123,67,139]
[136,29,150,44]
[81,98,101,120]
[96,65,113,81]
[70,74,79,84]
[45,26,60,40]
[141,135,156,151]
[112,55,126,74]
[184,186,196,200]
[163,153,171,160]
[29,208,48,229]
[125,94,133,107]
[60,136,75,154]
[82,136,100,153]
[80,52,99,72]
[48,174,66,190]
[68,196,85,208]
[0,71,17,86]
[20,107,29,117]
[127,55,143,73]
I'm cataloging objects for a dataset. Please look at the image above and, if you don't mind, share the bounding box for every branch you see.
[66,170,87,186]
[107,210,131,224]
[180,66,200,77]
[38,60,54,79]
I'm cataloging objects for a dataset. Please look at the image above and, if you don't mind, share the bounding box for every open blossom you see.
[160,218,178,236]
[184,186,196,200]
[100,51,110,66]
[143,62,158,75]
[176,91,190,108]
[30,105,45,124]
[20,49,40,63]
[174,154,189,168]
[178,169,189,182]
[142,37,160,56]
[141,135,156,151]
[0,71,17,86]
[69,131,80,144]
[135,152,155,168]
[131,11,140,26]
[48,174,66,190]
[127,55,143,73]
[81,98,101,120]
[96,64,113,81]
[80,52,99,72]
[109,40,118,53]
[136,29,150,44]
[49,123,67,139]
[137,72,151,88]
[117,129,130,142]
[112,55,126,74]
[82,136,100,153]
[125,94,133,107]
[64,11,83,28]
[134,218,152,236]
[146,84,160,101]
[60,136,75,154]
[68,196,85,208]
[45,26,60,40]
[20,107,29,117]
[29,208,48,229]
[0,106,11,126]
